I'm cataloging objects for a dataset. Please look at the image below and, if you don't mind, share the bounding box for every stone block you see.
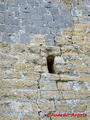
[30,34,45,46]
[39,90,62,100]
[23,72,40,81]
[37,99,55,112]
[11,101,38,113]
[0,90,22,101]
[73,102,87,112]
[0,113,18,120]
[0,102,10,113]
[12,80,38,90]
[4,72,21,79]
[21,114,39,120]
[0,80,11,89]
[23,90,38,101]
[55,101,72,112]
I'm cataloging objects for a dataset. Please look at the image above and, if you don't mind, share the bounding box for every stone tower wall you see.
[0,0,90,120]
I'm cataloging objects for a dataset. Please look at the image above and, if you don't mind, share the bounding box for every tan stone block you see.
[25,54,40,63]
[74,23,87,32]
[55,102,72,112]
[11,101,38,113]
[83,41,90,46]
[87,101,90,111]
[62,51,78,56]
[25,64,35,72]
[25,54,45,65]
[33,103,38,113]
[62,91,90,100]
[74,24,83,31]
[41,66,48,73]
[79,82,89,92]
[4,0,15,5]
[72,38,84,45]
[59,74,79,81]
[12,44,26,54]
[4,72,21,79]
[39,57,47,65]
[39,90,62,100]
[0,102,10,113]
[0,113,18,120]
[40,81,57,90]
[40,73,60,81]
[23,90,37,100]
[79,73,90,82]
[72,35,84,41]
[21,114,39,120]
[61,45,75,53]
[18,55,25,62]
[57,82,72,91]
[72,31,85,37]
[55,36,72,46]
[30,34,45,46]
[62,91,77,99]
[0,90,22,101]
[23,72,40,81]
[34,65,42,72]
[38,99,55,112]
[61,28,73,36]
[0,80,11,89]
[0,42,11,53]
[84,57,90,64]
[73,102,87,112]
[26,44,40,54]
[0,54,18,68]
[76,63,88,73]
[14,63,26,72]
[83,46,90,56]
[12,80,38,89]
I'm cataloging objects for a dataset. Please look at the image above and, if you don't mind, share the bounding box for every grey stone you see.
[31,20,44,27]
[20,33,30,44]
[45,34,55,46]
[0,25,6,32]
[2,33,14,43]
[0,15,4,24]
[16,0,27,5]
[0,4,5,11]
[5,16,20,25]
[31,14,42,20]
[18,12,30,19]
[39,27,50,34]
[0,0,88,45]
[7,25,19,33]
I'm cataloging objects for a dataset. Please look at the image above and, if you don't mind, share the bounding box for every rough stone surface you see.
[0,0,90,120]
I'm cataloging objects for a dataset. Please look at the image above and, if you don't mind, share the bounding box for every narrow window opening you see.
[47,55,55,73]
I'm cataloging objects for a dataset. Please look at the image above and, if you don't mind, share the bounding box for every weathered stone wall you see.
[0,20,90,119]
[0,0,89,45]
[0,0,90,120]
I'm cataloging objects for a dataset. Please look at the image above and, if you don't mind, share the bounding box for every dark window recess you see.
[47,55,55,73]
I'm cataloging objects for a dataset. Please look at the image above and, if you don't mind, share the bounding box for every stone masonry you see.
[0,0,90,120]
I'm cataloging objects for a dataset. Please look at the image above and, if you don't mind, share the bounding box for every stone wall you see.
[0,20,90,119]
[0,0,89,45]
[0,0,90,120]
